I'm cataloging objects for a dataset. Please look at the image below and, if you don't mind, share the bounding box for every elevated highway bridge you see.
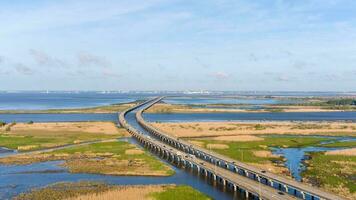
[120,97,345,200]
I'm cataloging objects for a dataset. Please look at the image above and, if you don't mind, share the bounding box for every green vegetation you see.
[0,135,58,150]
[0,130,123,151]
[264,108,285,112]
[14,183,210,200]
[53,141,174,176]
[326,98,356,106]
[297,98,356,111]
[0,141,174,176]
[4,122,16,132]
[14,182,112,200]
[291,123,330,130]
[0,121,6,127]
[254,124,266,130]
[150,185,211,200]
[194,136,332,164]
[303,153,356,198]
[318,141,356,148]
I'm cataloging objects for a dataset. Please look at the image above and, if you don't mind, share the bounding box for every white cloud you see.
[212,71,230,80]
[77,52,111,68]
[29,49,68,68]
[14,63,35,75]
[0,0,165,35]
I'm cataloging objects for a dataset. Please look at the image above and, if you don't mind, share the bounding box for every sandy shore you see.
[146,103,354,113]
[151,121,356,139]
[326,148,356,156]
[1,122,122,135]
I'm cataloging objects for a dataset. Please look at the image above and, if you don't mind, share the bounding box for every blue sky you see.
[0,0,355,91]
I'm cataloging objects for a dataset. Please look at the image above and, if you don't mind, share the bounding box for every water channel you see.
[0,110,245,199]
[0,110,355,199]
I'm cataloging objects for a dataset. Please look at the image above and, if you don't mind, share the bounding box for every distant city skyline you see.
[0,0,355,91]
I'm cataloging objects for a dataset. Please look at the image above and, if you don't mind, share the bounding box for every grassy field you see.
[194,136,330,162]
[191,136,332,175]
[14,182,113,200]
[302,153,356,200]
[318,140,356,148]
[54,141,175,176]
[0,140,174,176]
[14,182,210,200]
[149,185,211,200]
[0,122,124,151]
[152,121,356,138]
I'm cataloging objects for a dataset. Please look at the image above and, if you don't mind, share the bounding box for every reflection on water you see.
[0,140,243,199]
[0,157,243,200]
[271,136,355,181]
[0,113,118,123]
[2,111,356,124]
[145,112,356,122]
[0,147,16,158]
[272,147,342,181]
[0,92,152,110]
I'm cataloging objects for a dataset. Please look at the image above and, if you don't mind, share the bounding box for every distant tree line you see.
[0,121,6,127]
[326,98,356,106]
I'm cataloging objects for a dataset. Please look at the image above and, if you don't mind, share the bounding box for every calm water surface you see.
[271,136,356,181]
[144,112,356,122]
[1,112,356,123]
[0,113,118,123]
[0,93,300,110]
[0,160,243,200]
[0,108,244,200]
[0,92,152,110]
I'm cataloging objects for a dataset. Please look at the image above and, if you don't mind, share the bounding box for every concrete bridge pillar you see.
[233,184,237,192]
[222,179,226,186]
[269,180,273,187]
[197,166,200,173]
[301,191,306,199]
[204,169,208,177]
[213,174,217,181]
[284,185,288,193]
[245,191,249,199]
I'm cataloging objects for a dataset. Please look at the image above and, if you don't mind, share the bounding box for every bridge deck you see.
[119,99,296,200]
[136,97,345,200]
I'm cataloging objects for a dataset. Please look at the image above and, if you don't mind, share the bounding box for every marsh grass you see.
[0,130,122,151]
[302,153,356,199]
[51,141,175,176]
[149,185,212,200]
[15,183,210,200]
[318,141,356,148]
[193,136,331,164]
[14,182,112,200]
